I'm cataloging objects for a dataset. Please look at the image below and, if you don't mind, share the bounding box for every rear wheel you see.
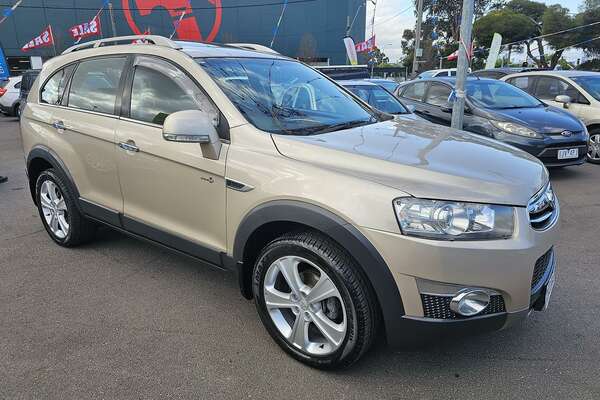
[35,169,96,246]
[252,231,378,369]
[587,130,600,164]
[11,102,20,118]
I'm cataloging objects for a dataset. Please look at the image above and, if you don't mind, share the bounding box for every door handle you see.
[118,141,139,152]
[52,121,67,131]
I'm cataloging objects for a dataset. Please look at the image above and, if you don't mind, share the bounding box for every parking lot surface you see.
[1,116,599,399]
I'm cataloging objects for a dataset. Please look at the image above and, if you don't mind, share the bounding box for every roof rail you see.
[227,43,280,55]
[62,35,182,55]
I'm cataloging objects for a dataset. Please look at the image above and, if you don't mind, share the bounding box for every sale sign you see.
[355,35,375,53]
[21,25,54,52]
[69,15,102,41]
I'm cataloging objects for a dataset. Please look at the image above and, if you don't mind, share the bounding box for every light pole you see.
[450,0,474,130]
[411,0,424,76]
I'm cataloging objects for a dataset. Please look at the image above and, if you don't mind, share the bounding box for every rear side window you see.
[40,65,75,105]
[401,82,426,101]
[129,56,217,126]
[68,57,126,114]
[507,76,534,93]
[14,81,21,89]
[425,83,452,106]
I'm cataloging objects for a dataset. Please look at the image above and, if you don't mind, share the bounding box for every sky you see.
[365,0,586,64]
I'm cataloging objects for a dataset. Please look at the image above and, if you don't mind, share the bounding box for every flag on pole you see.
[21,25,55,52]
[69,14,102,41]
[355,35,376,53]
[447,42,474,61]
[343,37,358,65]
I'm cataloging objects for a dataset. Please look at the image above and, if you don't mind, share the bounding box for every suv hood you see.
[272,120,548,206]
[490,105,583,134]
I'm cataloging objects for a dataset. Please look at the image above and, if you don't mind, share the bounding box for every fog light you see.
[449,290,491,316]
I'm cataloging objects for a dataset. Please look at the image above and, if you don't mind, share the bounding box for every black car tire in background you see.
[587,129,600,164]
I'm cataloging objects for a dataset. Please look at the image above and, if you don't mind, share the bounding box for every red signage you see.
[69,15,102,41]
[122,0,222,42]
[22,25,54,52]
[355,35,375,53]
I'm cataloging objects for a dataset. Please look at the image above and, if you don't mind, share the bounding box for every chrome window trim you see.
[36,103,120,119]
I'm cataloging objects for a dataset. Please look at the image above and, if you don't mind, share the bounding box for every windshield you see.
[572,76,600,101]
[345,85,408,114]
[197,58,379,135]
[466,80,543,109]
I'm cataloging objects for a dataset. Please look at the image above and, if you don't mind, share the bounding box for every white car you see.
[0,76,23,117]
[417,68,457,79]
[502,71,600,164]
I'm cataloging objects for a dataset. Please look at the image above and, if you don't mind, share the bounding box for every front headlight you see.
[393,198,514,240]
[490,120,542,139]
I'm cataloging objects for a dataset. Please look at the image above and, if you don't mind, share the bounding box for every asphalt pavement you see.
[1,116,599,399]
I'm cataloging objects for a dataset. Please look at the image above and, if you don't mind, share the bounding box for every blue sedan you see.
[395,77,589,167]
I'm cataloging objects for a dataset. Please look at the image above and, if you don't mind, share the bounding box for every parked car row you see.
[0,69,40,118]
[19,36,560,369]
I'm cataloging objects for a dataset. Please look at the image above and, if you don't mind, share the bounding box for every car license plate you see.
[542,268,556,311]
[558,148,578,160]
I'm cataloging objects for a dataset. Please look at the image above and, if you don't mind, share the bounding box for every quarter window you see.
[68,57,126,114]
[401,82,426,101]
[129,56,217,126]
[425,84,452,106]
[40,65,75,105]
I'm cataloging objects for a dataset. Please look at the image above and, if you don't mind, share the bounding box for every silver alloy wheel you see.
[589,134,600,161]
[263,256,347,356]
[40,180,70,239]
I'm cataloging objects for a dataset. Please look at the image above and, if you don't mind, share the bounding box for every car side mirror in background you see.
[163,110,222,160]
[441,104,453,113]
[555,95,571,108]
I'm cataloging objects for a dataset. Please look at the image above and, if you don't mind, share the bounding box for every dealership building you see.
[0,0,365,75]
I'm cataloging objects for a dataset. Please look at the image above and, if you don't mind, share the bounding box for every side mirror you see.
[555,95,571,108]
[441,104,453,113]
[163,110,222,160]
[406,104,416,113]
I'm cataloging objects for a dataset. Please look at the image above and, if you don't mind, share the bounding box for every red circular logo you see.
[122,0,222,42]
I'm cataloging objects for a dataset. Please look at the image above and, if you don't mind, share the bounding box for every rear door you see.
[115,55,228,260]
[397,81,428,116]
[421,82,453,125]
[43,56,127,216]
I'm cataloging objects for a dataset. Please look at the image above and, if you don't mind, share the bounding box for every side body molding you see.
[233,200,406,342]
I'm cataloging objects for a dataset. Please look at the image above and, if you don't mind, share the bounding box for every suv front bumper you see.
[360,206,559,347]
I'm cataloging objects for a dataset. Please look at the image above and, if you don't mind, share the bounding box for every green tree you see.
[370,46,390,66]
[573,0,600,55]
[506,0,547,21]
[540,5,577,68]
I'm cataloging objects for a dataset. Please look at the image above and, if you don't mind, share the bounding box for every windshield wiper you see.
[308,118,376,134]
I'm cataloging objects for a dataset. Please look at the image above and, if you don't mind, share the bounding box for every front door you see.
[422,82,453,126]
[115,55,228,262]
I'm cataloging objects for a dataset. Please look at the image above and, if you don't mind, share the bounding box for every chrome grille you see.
[528,183,558,230]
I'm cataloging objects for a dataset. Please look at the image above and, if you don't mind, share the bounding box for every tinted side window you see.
[68,57,126,114]
[449,70,456,76]
[425,83,452,106]
[40,65,75,105]
[129,56,217,126]
[535,77,580,102]
[401,82,426,101]
[507,76,534,93]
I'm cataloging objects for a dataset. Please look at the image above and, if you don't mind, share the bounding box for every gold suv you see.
[21,36,559,369]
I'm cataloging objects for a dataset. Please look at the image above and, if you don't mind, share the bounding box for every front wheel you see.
[252,231,378,369]
[587,131,600,164]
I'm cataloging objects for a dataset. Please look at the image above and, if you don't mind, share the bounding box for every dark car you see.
[339,80,414,117]
[395,77,589,167]
[363,78,401,93]
[17,69,40,119]
[471,67,546,80]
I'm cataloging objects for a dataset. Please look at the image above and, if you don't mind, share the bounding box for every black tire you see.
[587,129,600,164]
[252,230,378,369]
[35,169,96,247]
[11,102,20,118]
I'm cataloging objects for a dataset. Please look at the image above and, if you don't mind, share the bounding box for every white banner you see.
[485,33,503,70]
[343,36,358,65]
